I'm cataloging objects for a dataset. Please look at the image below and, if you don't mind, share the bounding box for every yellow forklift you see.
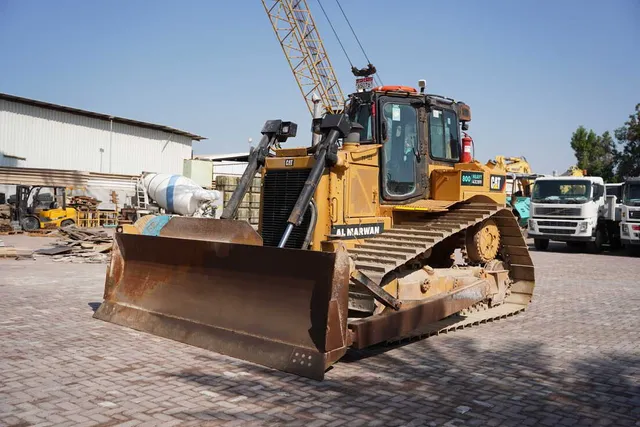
[11,185,77,231]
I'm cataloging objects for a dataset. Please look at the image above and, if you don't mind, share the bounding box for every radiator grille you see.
[534,207,581,216]
[629,210,640,220]
[260,169,312,248]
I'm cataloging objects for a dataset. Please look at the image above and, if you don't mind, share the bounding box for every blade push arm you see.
[221,120,297,220]
[278,114,351,248]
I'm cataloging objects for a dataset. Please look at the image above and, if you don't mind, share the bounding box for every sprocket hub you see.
[465,219,500,263]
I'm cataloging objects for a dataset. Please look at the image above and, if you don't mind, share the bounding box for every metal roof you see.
[0,92,206,141]
[195,152,250,162]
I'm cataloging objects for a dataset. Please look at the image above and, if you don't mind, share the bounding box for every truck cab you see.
[620,177,640,249]
[527,176,619,252]
[505,172,544,229]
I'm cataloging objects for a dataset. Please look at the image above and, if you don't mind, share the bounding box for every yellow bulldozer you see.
[93,84,535,380]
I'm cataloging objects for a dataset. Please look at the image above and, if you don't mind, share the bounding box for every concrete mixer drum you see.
[141,173,221,217]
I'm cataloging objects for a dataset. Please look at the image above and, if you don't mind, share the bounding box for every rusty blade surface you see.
[153,217,263,245]
[348,280,490,349]
[93,233,350,380]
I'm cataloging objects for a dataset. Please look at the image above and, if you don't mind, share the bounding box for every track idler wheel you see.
[465,219,500,263]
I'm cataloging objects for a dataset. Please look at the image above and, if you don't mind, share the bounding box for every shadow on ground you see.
[164,337,640,426]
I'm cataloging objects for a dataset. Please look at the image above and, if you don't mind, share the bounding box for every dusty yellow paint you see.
[390,199,456,212]
[274,147,309,157]
[309,173,331,251]
[37,207,77,228]
[265,155,316,169]
[260,144,506,252]
[430,161,507,205]
[491,156,532,174]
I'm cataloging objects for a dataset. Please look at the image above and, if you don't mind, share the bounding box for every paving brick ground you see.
[1,237,639,426]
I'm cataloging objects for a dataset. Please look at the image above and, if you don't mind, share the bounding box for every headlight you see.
[528,220,535,231]
[622,224,629,235]
[579,222,588,232]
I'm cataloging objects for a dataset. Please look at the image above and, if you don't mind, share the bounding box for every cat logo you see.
[284,159,294,167]
[490,175,506,191]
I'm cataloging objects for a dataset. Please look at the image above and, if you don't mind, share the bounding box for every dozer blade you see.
[93,218,351,381]
[133,215,264,245]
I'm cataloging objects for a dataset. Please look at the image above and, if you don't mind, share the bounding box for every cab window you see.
[429,109,460,162]
[349,103,373,141]
[381,102,419,198]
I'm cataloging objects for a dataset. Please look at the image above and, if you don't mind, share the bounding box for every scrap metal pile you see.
[35,226,113,263]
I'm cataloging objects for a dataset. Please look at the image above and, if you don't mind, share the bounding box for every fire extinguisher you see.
[461,132,474,163]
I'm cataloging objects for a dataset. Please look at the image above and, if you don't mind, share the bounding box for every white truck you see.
[620,177,640,250]
[527,176,621,252]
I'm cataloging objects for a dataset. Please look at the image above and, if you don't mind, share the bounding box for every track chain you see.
[346,202,536,338]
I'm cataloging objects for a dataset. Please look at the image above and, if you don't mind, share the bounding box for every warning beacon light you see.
[418,79,426,94]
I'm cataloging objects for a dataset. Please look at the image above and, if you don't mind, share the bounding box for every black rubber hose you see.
[302,199,317,250]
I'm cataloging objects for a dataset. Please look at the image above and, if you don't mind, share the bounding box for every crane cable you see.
[316,0,382,87]
[316,0,354,69]
[334,0,383,86]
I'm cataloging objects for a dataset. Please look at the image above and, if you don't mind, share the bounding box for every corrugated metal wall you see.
[0,167,139,211]
[80,173,138,211]
[0,166,89,187]
[0,99,193,175]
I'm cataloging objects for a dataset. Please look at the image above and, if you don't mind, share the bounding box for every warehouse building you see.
[194,152,250,178]
[0,92,205,176]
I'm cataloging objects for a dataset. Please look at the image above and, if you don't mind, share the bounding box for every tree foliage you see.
[569,126,616,182]
[569,104,640,182]
[614,104,640,180]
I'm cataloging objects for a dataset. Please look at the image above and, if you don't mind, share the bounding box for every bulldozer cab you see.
[346,88,470,203]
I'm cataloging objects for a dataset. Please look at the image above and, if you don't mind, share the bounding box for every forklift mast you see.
[12,185,32,222]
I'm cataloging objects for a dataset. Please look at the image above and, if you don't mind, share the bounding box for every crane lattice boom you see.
[262,0,345,114]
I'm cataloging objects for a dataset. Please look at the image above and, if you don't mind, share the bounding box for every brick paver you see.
[1,239,639,426]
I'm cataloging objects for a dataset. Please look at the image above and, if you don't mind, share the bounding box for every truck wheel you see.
[534,238,549,251]
[610,237,622,250]
[589,229,604,253]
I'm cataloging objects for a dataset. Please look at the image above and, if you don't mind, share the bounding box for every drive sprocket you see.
[465,219,500,263]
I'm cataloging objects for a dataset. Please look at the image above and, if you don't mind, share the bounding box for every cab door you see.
[378,97,426,203]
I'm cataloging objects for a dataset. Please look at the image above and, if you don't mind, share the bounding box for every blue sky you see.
[1,0,638,174]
